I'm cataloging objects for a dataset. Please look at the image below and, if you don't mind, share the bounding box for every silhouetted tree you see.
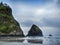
[0,2,3,5]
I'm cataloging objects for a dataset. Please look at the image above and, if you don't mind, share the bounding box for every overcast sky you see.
[0,0,60,36]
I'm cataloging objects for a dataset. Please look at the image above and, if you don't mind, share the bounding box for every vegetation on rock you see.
[0,2,24,37]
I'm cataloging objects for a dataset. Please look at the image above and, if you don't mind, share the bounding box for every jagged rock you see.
[0,2,24,37]
[27,24,43,36]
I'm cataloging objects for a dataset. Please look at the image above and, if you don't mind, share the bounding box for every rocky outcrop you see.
[27,24,43,36]
[49,34,52,36]
[0,2,24,37]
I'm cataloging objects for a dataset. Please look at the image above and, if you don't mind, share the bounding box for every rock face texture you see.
[0,2,24,37]
[27,24,43,36]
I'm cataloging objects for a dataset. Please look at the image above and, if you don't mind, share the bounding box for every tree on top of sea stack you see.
[27,24,43,36]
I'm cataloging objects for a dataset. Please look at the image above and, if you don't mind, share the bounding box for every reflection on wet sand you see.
[27,39,43,44]
[4,39,25,42]
[0,37,25,42]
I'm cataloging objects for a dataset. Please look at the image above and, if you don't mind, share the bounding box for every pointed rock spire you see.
[27,24,43,36]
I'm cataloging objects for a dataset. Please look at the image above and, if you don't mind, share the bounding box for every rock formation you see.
[0,2,24,37]
[27,24,43,36]
[49,34,52,36]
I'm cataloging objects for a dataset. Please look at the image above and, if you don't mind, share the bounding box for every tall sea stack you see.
[0,2,24,37]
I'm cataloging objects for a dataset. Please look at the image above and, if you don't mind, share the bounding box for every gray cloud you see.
[0,0,60,28]
[42,17,60,27]
[20,17,60,28]
[21,20,34,27]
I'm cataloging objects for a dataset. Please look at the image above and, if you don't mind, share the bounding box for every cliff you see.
[0,2,24,37]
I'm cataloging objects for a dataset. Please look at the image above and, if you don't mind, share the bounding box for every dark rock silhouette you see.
[49,34,52,36]
[27,24,43,36]
[0,2,24,37]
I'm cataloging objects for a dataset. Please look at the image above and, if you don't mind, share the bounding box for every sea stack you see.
[0,2,24,37]
[27,24,43,36]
